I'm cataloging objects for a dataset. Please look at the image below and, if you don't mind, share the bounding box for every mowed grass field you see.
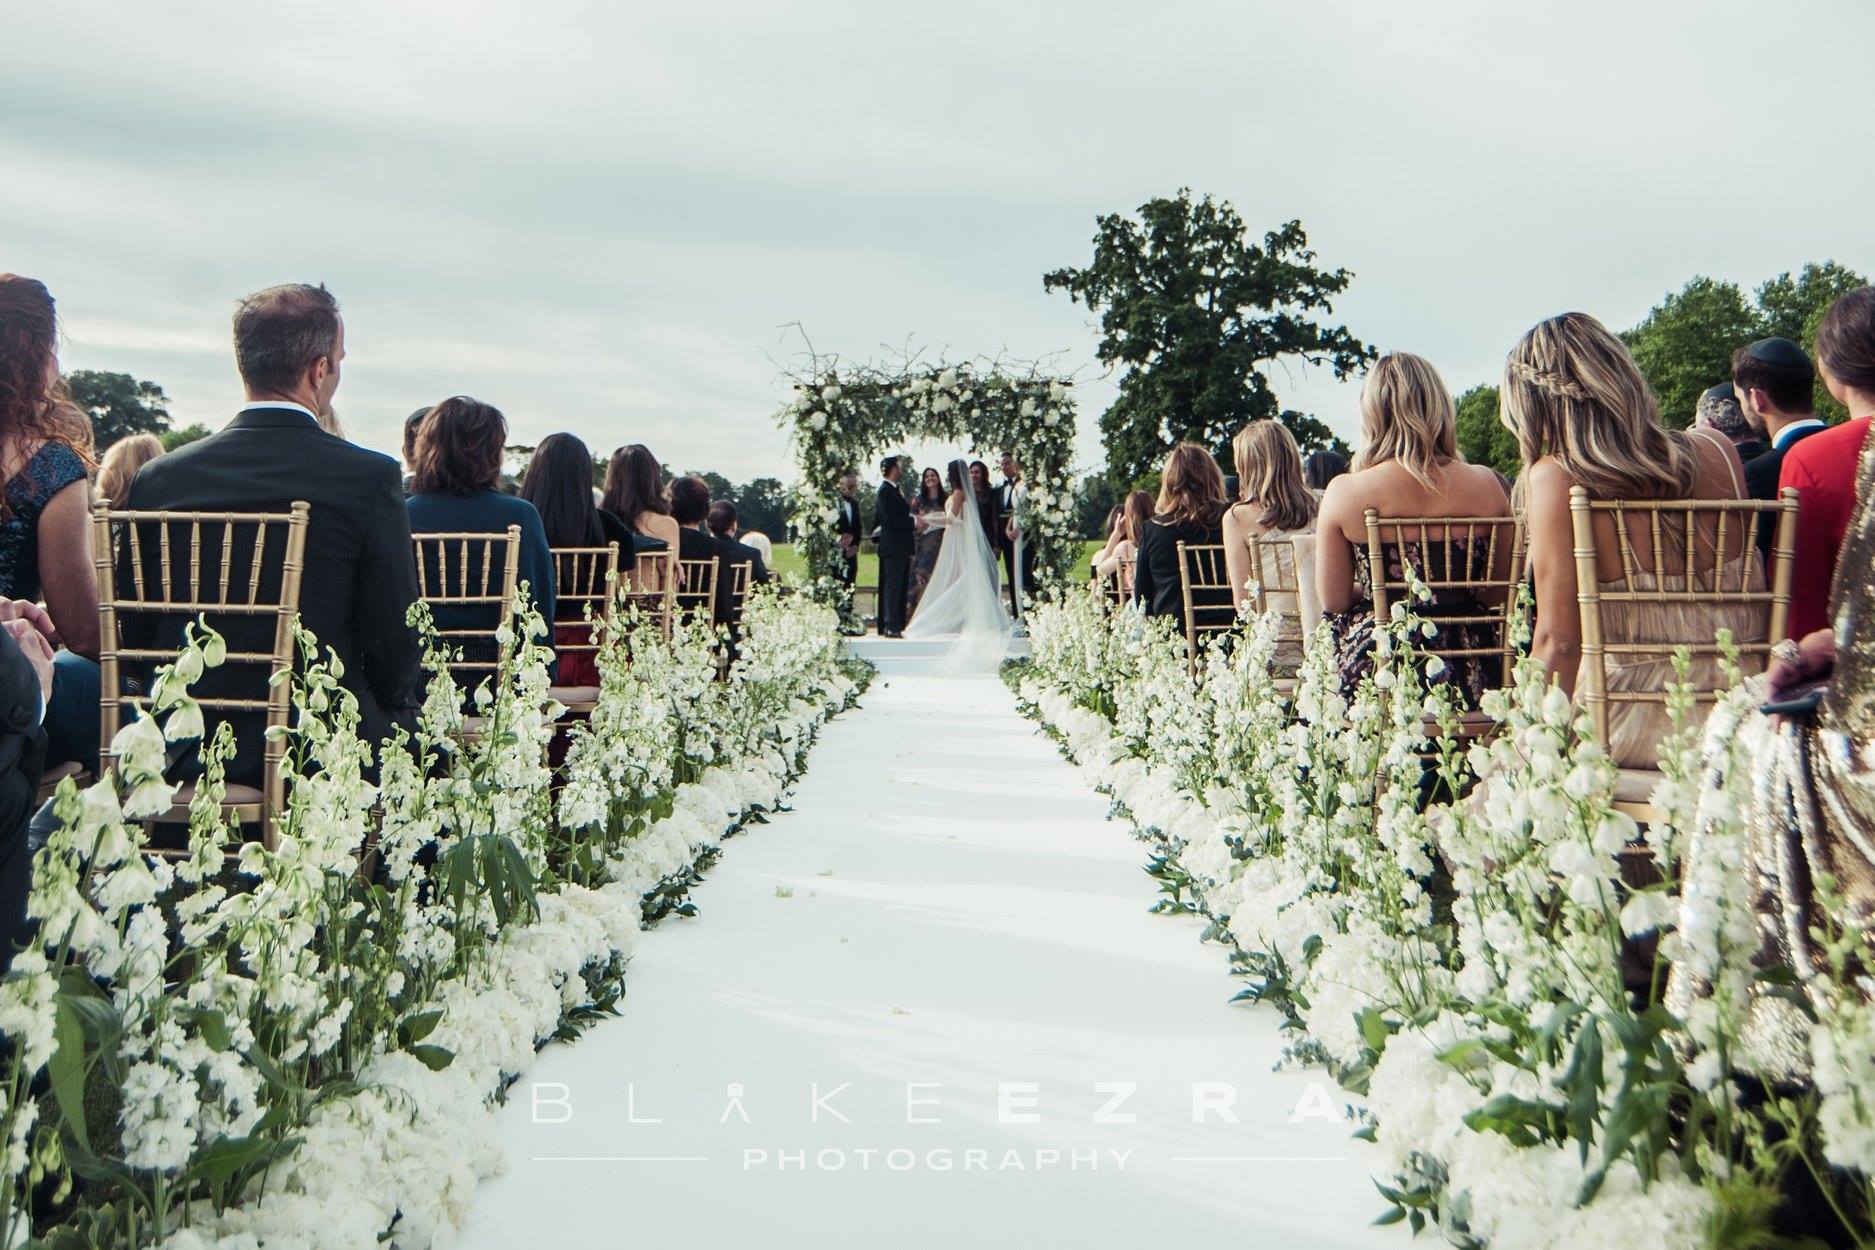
[766,540,1102,586]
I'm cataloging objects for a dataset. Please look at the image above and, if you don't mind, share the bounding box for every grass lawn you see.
[767,541,1101,586]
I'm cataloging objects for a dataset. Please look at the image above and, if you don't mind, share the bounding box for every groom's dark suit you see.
[875,479,915,635]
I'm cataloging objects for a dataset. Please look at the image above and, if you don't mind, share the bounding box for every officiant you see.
[874,458,915,638]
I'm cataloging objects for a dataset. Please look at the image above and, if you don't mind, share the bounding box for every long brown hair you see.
[1354,352,1457,489]
[601,443,670,529]
[1230,420,1316,533]
[1153,442,1228,528]
[1499,312,1699,500]
[0,275,95,515]
[1122,489,1154,543]
[1817,286,1875,395]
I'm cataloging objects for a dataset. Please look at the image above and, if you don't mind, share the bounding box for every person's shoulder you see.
[1786,416,1870,471]
[1519,456,1576,508]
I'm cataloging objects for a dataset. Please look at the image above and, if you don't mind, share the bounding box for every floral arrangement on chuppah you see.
[0,586,865,1249]
[1014,586,1875,1249]
[776,345,1078,622]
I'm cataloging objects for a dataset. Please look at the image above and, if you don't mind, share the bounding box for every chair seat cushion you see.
[550,685,602,707]
[1614,768,1660,806]
[166,782,266,808]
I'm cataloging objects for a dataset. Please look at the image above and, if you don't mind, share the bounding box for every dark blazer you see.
[405,490,556,630]
[975,487,1004,553]
[1131,514,1226,621]
[875,482,914,558]
[677,524,732,624]
[0,628,46,974]
[717,535,770,625]
[1744,423,1824,560]
[123,406,422,781]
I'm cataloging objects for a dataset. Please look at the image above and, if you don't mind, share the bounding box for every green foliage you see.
[1756,261,1868,421]
[64,370,171,450]
[1620,277,1761,429]
[159,423,211,452]
[1453,385,1519,480]
[1072,471,1118,540]
[1045,189,1372,485]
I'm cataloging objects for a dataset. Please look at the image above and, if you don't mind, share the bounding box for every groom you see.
[874,457,916,638]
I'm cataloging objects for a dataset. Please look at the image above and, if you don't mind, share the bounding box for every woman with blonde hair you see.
[1131,442,1229,623]
[1316,351,1513,704]
[95,432,164,505]
[1092,489,1153,583]
[1505,311,1758,767]
[1222,421,1321,660]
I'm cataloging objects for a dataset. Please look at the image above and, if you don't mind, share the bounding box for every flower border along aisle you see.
[0,588,865,1249]
[1014,588,1875,1249]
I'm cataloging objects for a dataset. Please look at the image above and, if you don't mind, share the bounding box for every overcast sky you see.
[5,0,1869,483]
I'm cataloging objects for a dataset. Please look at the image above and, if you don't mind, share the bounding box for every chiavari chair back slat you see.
[1570,487,1798,822]
[1175,542,1236,673]
[93,500,312,847]
[675,557,719,625]
[411,527,522,686]
[1362,511,1526,677]
[546,542,620,712]
[625,549,677,640]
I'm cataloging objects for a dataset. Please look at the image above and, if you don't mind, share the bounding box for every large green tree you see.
[1044,190,1371,485]
[1453,384,1519,481]
[65,369,171,450]
[1620,278,1760,429]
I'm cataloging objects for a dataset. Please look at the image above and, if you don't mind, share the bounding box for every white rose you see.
[821,384,842,401]
[807,411,827,431]
[937,368,958,389]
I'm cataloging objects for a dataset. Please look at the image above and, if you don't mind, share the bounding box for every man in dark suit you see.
[997,453,1035,616]
[0,620,55,973]
[834,472,861,588]
[123,284,422,784]
[874,458,915,637]
[670,475,734,626]
[1733,337,1827,558]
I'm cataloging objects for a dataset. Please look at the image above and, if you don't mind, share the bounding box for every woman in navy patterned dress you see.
[0,276,101,770]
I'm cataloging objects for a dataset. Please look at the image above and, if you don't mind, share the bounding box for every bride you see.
[903,458,1014,672]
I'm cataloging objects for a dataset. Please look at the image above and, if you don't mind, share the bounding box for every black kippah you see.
[1745,337,1812,369]
[1701,382,1735,403]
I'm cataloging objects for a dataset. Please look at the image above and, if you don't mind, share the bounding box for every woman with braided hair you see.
[1504,311,1761,767]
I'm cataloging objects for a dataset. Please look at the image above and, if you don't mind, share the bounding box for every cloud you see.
[4,0,1868,481]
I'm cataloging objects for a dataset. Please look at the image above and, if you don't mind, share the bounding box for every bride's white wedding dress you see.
[904,462,1013,673]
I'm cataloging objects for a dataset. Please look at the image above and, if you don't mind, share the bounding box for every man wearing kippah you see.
[1732,337,1825,559]
[1694,381,1766,463]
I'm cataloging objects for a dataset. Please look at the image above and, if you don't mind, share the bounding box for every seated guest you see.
[669,474,737,626]
[1734,337,1825,559]
[1694,381,1765,464]
[1093,490,1154,584]
[705,500,773,635]
[1223,420,1321,663]
[1316,352,1512,707]
[1505,312,1758,768]
[96,433,164,506]
[1781,287,1875,639]
[0,620,51,974]
[405,397,555,674]
[400,407,429,496]
[1131,443,1229,625]
[520,432,642,687]
[1303,449,1351,492]
[0,275,101,772]
[602,443,682,554]
[125,283,422,782]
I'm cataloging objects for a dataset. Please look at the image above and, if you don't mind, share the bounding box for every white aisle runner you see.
[458,674,1394,1250]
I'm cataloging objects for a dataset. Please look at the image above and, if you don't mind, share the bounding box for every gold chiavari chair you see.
[411,527,521,689]
[546,542,620,714]
[727,559,754,619]
[675,556,720,625]
[1570,485,1798,823]
[1242,532,1314,699]
[625,549,677,641]
[1363,511,1525,732]
[1117,556,1137,608]
[94,500,311,848]
[1175,543,1237,673]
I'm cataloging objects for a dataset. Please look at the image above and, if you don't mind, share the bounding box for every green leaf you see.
[399,1009,444,1047]
[410,1043,455,1071]
[49,997,94,1154]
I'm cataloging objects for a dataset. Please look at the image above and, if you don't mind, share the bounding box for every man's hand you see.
[0,599,58,649]
[1005,521,1017,541]
[5,619,54,711]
